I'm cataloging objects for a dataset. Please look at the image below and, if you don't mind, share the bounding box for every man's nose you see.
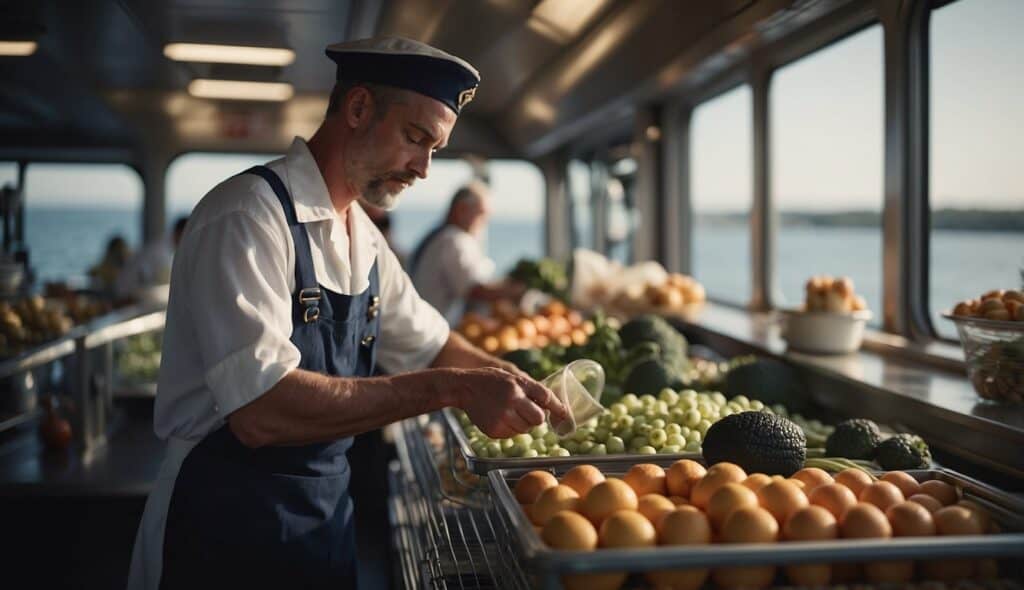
[409,150,430,179]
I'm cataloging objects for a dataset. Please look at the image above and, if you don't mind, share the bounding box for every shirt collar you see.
[284,137,335,223]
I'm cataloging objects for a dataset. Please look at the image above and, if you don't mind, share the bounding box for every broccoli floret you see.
[623,359,683,396]
[825,418,883,460]
[876,433,931,470]
[618,315,689,374]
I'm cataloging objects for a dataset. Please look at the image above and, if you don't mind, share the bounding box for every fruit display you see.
[600,272,706,318]
[952,289,1024,322]
[803,275,868,313]
[947,289,1024,404]
[516,460,1004,589]
[0,293,111,358]
[457,299,593,356]
[452,388,832,459]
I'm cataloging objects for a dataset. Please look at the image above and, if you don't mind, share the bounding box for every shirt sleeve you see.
[444,231,496,298]
[375,237,450,374]
[181,210,300,416]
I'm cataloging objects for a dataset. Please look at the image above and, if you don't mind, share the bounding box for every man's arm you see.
[228,363,568,448]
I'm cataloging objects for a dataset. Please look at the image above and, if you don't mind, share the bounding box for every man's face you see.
[347,90,458,210]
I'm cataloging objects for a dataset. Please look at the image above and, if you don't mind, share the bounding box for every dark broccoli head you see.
[876,433,931,470]
[825,418,883,459]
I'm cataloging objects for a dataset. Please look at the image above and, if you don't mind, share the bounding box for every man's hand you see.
[447,367,568,439]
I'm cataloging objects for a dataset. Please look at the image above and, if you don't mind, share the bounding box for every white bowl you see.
[778,309,872,354]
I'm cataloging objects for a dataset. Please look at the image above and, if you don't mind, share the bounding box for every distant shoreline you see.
[697,208,1024,232]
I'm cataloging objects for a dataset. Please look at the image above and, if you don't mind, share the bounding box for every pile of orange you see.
[457,299,593,355]
[513,461,999,590]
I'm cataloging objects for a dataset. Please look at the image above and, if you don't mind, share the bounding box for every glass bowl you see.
[943,312,1024,404]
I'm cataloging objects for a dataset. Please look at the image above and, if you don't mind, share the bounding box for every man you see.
[411,182,524,324]
[114,216,188,301]
[128,37,566,590]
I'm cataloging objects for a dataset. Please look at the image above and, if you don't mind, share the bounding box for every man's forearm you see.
[228,368,456,447]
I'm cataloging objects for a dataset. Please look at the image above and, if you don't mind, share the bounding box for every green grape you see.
[655,401,669,416]
[617,427,634,443]
[630,436,649,450]
[668,408,686,424]
[632,416,648,429]
[507,443,527,457]
[649,429,668,448]
[665,433,686,448]
[594,427,610,443]
[609,403,628,418]
[501,438,515,451]
[531,439,548,453]
[458,412,473,427]
[485,442,502,457]
[711,392,727,406]
[730,395,751,408]
[680,389,698,400]
[650,418,666,430]
[629,404,646,417]
[513,433,533,447]
[637,445,657,455]
[563,440,580,454]
[684,410,701,428]
[617,415,635,429]
[726,402,744,413]
[635,424,653,438]
[621,393,639,409]
[606,436,625,454]
[659,445,682,454]
[684,440,701,452]
[523,449,539,458]
[643,409,658,420]
[543,432,559,446]
[720,407,734,418]
[696,420,712,435]
[598,414,615,429]
[697,401,715,416]
[578,441,595,454]
[639,394,657,407]
[680,426,692,437]
[551,448,571,457]
[583,417,599,429]
[573,428,592,443]
[530,425,548,438]
[679,398,697,412]
[749,400,764,411]
[589,443,608,455]
[658,389,680,406]
[665,423,682,436]
[686,430,702,444]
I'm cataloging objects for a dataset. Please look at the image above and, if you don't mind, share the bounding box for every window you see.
[23,163,143,285]
[485,160,545,273]
[390,158,474,264]
[691,85,752,305]
[167,152,275,219]
[771,25,884,321]
[568,159,594,250]
[929,0,1024,339]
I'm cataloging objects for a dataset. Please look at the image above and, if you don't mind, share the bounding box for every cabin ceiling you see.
[0,0,860,162]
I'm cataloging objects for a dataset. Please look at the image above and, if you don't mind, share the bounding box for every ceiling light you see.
[528,0,610,43]
[188,79,294,102]
[165,43,295,66]
[0,41,37,56]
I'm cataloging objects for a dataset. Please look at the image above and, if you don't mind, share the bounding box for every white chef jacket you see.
[412,225,496,325]
[128,137,450,589]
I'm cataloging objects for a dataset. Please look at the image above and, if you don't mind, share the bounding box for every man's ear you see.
[345,87,375,129]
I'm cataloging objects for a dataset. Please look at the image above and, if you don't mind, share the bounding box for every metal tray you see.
[488,465,1024,590]
[442,407,705,475]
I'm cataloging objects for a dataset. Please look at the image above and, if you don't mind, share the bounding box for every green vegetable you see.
[702,411,807,476]
[875,433,931,470]
[508,258,568,300]
[618,315,688,372]
[722,357,811,413]
[623,359,684,396]
[825,418,883,460]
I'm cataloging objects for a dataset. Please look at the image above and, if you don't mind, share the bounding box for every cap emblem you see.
[457,86,477,110]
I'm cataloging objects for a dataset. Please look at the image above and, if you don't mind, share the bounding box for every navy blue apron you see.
[160,165,381,590]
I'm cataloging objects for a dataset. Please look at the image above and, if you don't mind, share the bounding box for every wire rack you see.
[389,414,531,590]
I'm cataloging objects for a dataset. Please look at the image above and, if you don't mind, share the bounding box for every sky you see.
[1,0,1020,217]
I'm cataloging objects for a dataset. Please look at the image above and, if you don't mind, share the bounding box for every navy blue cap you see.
[325,36,480,114]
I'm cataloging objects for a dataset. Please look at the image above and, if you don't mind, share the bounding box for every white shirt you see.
[412,225,496,325]
[128,138,450,589]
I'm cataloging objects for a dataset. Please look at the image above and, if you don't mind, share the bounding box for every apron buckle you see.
[299,287,321,304]
[304,306,320,323]
[360,334,375,347]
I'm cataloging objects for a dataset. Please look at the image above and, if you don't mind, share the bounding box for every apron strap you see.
[244,165,321,322]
